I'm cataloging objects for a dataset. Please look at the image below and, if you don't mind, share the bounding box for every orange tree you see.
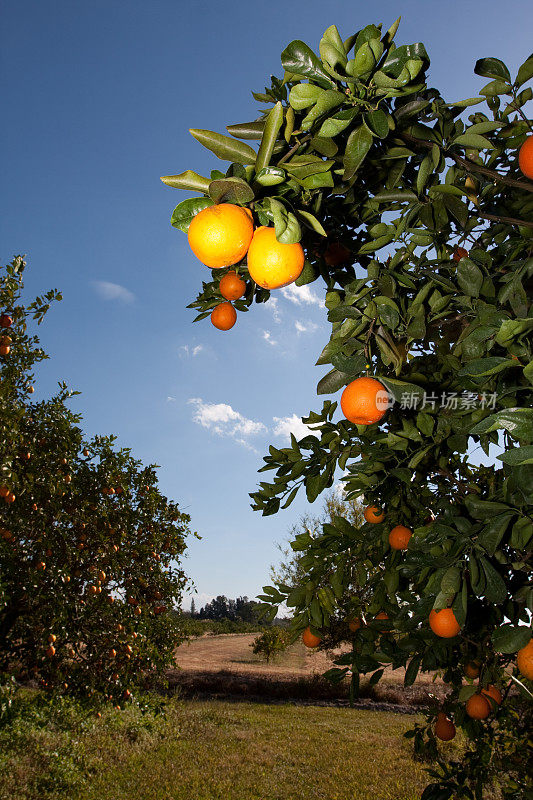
[162,19,532,799]
[0,256,192,706]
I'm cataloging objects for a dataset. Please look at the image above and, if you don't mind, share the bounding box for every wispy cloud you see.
[267,297,282,323]
[179,344,204,358]
[281,284,322,306]
[272,413,319,442]
[262,330,278,346]
[295,320,319,335]
[188,398,267,450]
[166,396,176,403]
[92,281,135,304]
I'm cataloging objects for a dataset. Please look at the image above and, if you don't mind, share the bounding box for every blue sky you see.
[2,0,531,610]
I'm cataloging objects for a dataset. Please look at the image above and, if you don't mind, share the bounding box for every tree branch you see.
[276,134,313,166]
[399,132,533,194]
[478,212,533,229]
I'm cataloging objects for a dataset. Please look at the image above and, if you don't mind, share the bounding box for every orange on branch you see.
[210,302,237,331]
[464,661,480,679]
[364,505,385,524]
[302,626,321,648]
[453,247,469,262]
[388,525,412,550]
[187,203,253,268]
[375,611,389,632]
[481,685,502,709]
[466,693,491,720]
[340,377,390,425]
[435,712,456,741]
[246,226,304,290]
[517,638,533,680]
[219,271,246,301]
[518,135,533,180]
[348,617,362,632]
[429,608,461,638]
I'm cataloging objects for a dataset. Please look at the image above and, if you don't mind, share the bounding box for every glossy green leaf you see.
[366,109,389,138]
[255,166,286,186]
[281,40,333,88]
[516,54,533,87]
[474,56,511,83]
[208,177,254,204]
[470,408,533,441]
[497,446,533,466]
[189,129,257,164]
[343,125,373,181]
[160,170,211,192]
[492,624,531,654]
[317,368,349,395]
[226,121,266,140]
[288,83,323,110]
[170,197,214,232]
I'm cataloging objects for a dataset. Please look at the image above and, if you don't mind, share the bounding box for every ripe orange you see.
[0,485,9,498]
[48,634,57,644]
[388,525,412,550]
[517,638,533,680]
[429,608,461,638]
[0,314,12,328]
[46,645,56,658]
[188,203,253,268]
[340,377,390,425]
[481,685,502,709]
[211,302,237,330]
[219,271,246,301]
[518,135,533,180]
[302,626,321,648]
[466,693,490,719]
[5,492,15,504]
[246,226,305,290]
[348,617,362,632]
[435,711,456,741]
[464,661,480,679]
[453,247,468,262]
[364,506,385,524]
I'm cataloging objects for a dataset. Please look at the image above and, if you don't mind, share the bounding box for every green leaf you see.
[295,259,319,286]
[474,57,511,83]
[317,368,348,395]
[306,474,323,503]
[457,357,516,377]
[331,353,366,375]
[480,79,512,97]
[451,133,494,150]
[268,199,302,244]
[470,408,533,441]
[288,83,323,110]
[226,121,265,140]
[464,497,512,519]
[495,318,533,348]
[160,170,211,192]
[319,25,347,70]
[441,567,461,595]
[378,376,424,404]
[318,107,358,138]
[208,177,254,205]
[343,126,373,181]
[255,102,284,173]
[255,166,286,186]
[281,40,333,88]
[477,513,514,556]
[479,557,507,604]
[365,109,390,139]
[404,655,421,687]
[516,54,533,88]
[170,198,214,232]
[497,446,533,466]
[457,258,483,297]
[189,129,257,164]
[296,210,327,236]
[301,90,345,131]
[492,624,531,654]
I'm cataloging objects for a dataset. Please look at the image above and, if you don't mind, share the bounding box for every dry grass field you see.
[169,633,448,706]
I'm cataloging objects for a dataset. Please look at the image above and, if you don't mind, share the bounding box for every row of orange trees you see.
[0,256,192,706]
[162,19,532,800]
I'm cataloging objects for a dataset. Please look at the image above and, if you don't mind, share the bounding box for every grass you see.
[0,690,435,800]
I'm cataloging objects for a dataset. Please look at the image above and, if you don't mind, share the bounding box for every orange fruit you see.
[5,492,15,504]
[0,345,10,356]
[188,203,253,268]
[517,638,533,680]
[211,302,237,330]
[481,685,502,709]
[219,271,246,301]
[246,226,304,290]
[453,247,468,262]
[364,506,384,524]
[46,645,56,658]
[0,314,12,328]
[518,135,533,180]
[466,693,490,719]
[348,617,362,632]
[464,661,480,679]
[429,608,461,638]
[48,634,57,643]
[388,525,412,550]
[435,711,456,741]
[0,485,9,498]
[340,377,389,425]
[302,626,321,648]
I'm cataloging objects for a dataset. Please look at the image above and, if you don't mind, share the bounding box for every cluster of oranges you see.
[0,312,13,356]
[186,203,305,330]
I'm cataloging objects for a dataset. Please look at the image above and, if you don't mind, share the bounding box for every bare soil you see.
[167,633,449,709]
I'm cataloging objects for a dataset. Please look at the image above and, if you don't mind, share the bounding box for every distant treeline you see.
[179,595,288,634]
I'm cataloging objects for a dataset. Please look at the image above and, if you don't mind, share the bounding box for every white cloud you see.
[262,330,278,346]
[281,284,322,306]
[179,344,204,358]
[267,297,282,323]
[295,320,319,335]
[272,413,319,442]
[92,281,135,304]
[166,396,176,403]
[188,398,267,449]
